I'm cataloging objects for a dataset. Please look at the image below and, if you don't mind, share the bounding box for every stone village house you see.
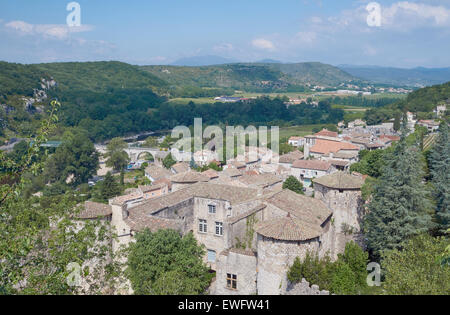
[105,171,365,295]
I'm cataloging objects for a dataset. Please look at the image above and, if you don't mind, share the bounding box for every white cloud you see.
[213,43,234,52]
[296,31,317,43]
[251,38,275,51]
[5,20,93,40]
[381,1,450,29]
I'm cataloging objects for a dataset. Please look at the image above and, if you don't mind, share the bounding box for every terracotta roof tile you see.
[145,165,172,181]
[313,171,365,189]
[255,214,323,241]
[170,171,210,183]
[310,139,359,155]
[292,159,332,171]
[315,129,339,138]
[76,201,112,219]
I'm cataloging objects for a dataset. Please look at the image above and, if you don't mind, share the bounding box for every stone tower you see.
[313,172,365,259]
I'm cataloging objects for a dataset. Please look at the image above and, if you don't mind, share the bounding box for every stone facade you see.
[215,249,257,295]
[256,234,321,295]
[193,197,232,270]
[314,183,364,258]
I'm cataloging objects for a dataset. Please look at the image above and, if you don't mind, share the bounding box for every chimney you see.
[304,143,310,159]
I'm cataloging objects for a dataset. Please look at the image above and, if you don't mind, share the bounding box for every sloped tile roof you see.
[145,165,172,181]
[129,182,258,217]
[238,173,282,188]
[223,167,243,178]
[170,171,210,183]
[255,214,323,241]
[264,189,332,226]
[279,150,304,164]
[202,169,219,179]
[76,201,112,219]
[292,159,332,171]
[310,139,359,155]
[171,162,190,174]
[313,171,365,189]
[315,129,339,138]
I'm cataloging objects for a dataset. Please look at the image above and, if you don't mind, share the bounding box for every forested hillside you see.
[363,81,450,125]
[0,61,169,142]
[141,62,360,96]
[396,81,450,112]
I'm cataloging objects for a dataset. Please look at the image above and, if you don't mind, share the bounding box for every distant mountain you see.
[141,62,360,95]
[170,55,239,66]
[338,65,450,87]
[256,59,282,64]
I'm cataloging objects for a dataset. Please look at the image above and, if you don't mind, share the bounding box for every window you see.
[199,219,207,233]
[215,222,223,236]
[207,250,216,263]
[208,204,216,214]
[227,273,237,290]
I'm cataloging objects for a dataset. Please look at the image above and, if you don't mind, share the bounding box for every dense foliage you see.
[282,176,304,194]
[287,242,369,295]
[126,229,212,295]
[0,101,115,294]
[428,123,450,235]
[382,234,449,295]
[364,129,433,259]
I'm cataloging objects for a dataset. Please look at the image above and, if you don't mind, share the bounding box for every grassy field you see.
[168,92,407,105]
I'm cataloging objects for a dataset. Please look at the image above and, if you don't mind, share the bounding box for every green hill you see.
[398,81,450,113]
[141,62,360,96]
[0,61,168,141]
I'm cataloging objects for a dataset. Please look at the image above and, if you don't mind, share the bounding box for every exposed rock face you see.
[284,279,330,295]
[21,77,57,112]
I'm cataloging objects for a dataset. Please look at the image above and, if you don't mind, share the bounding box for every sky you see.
[0,0,449,67]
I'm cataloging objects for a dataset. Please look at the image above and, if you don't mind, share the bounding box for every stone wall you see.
[215,249,257,295]
[256,234,320,295]
[314,183,364,259]
[283,279,330,295]
[153,198,195,235]
[193,197,232,270]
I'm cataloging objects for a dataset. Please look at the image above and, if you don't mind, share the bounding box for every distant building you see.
[417,120,440,132]
[434,104,447,117]
[291,160,335,187]
[288,136,305,147]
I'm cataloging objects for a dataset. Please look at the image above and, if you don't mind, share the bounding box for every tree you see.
[287,242,370,295]
[364,130,433,260]
[283,176,304,194]
[126,229,211,295]
[163,153,176,169]
[428,122,450,235]
[350,149,386,178]
[393,111,401,131]
[382,234,450,295]
[98,172,122,201]
[44,128,99,186]
[0,101,115,294]
[337,241,368,288]
[105,137,130,172]
[144,136,159,148]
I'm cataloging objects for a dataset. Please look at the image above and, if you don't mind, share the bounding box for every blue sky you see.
[0,0,449,67]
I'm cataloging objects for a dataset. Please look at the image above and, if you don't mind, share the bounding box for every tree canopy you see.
[126,229,212,295]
